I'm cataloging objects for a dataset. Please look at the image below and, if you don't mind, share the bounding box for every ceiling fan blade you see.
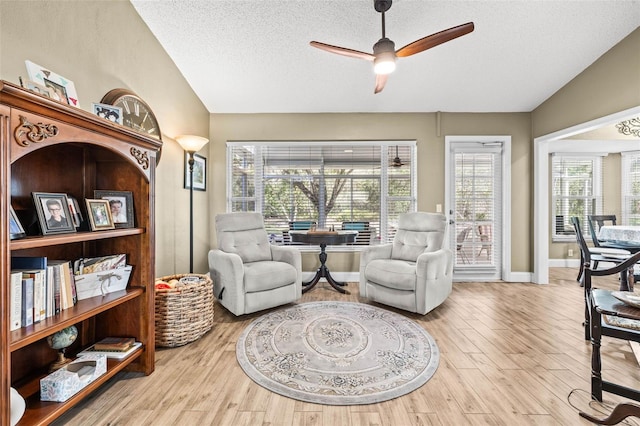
[396,22,474,57]
[310,41,374,61]
[374,73,388,94]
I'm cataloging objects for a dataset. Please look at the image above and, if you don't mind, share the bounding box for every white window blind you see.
[227,141,416,244]
[621,151,640,225]
[551,154,603,240]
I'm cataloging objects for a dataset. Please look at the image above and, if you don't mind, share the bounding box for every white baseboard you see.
[549,258,581,268]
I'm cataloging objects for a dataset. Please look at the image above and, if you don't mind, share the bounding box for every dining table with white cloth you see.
[599,225,640,245]
[598,225,640,291]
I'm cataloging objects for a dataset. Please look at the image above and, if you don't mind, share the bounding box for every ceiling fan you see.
[391,145,404,167]
[310,0,474,94]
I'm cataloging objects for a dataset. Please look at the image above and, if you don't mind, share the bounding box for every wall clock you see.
[101,88,163,165]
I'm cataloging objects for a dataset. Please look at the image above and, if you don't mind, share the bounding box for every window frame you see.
[226,141,417,247]
[621,151,640,226]
[551,153,603,242]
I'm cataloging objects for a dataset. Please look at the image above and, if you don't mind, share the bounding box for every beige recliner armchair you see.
[208,212,302,316]
[359,212,453,315]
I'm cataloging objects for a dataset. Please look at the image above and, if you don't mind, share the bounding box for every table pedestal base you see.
[302,243,349,294]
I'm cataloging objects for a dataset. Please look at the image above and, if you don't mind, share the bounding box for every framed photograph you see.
[85,199,115,231]
[184,153,206,191]
[24,79,55,99]
[66,195,84,229]
[9,206,26,240]
[91,102,123,125]
[43,78,69,104]
[25,60,80,107]
[32,192,76,235]
[94,190,134,229]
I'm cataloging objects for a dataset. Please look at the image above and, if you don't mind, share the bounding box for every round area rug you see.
[236,301,439,405]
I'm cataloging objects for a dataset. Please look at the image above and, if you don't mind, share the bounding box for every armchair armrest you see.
[416,249,453,280]
[271,244,303,285]
[360,243,393,267]
[414,248,454,315]
[208,249,244,303]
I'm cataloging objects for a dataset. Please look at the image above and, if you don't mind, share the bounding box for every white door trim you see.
[445,135,512,281]
[533,106,640,284]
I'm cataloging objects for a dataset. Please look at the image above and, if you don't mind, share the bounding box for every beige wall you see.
[209,112,532,273]
[0,0,211,277]
[532,27,640,137]
[533,28,640,260]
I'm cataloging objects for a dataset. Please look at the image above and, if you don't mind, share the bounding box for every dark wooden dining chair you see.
[583,262,640,403]
[587,215,618,269]
[572,217,631,286]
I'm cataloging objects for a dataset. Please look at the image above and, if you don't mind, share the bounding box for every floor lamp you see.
[176,135,209,273]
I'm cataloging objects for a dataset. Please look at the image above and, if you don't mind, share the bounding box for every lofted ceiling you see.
[131,1,639,114]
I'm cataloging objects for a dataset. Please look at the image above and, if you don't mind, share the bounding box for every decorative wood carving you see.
[14,115,59,146]
[130,147,150,170]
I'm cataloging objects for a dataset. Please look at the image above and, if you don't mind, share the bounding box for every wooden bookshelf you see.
[0,80,161,425]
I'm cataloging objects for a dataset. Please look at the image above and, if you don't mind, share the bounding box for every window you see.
[551,154,603,240]
[227,141,417,245]
[621,152,640,225]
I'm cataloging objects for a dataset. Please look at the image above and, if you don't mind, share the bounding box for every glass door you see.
[445,138,507,281]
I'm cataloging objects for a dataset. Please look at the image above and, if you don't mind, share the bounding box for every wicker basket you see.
[155,274,214,348]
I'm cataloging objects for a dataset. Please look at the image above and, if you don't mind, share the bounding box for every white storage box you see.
[40,354,107,402]
[74,266,132,300]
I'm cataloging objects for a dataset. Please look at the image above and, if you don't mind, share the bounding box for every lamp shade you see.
[176,135,209,153]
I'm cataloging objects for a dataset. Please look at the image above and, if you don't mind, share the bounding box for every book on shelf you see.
[19,270,46,323]
[21,277,34,327]
[46,265,55,318]
[11,256,47,270]
[9,271,22,331]
[48,260,76,311]
[11,256,48,323]
[93,337,135,351]
[78,341,142,360]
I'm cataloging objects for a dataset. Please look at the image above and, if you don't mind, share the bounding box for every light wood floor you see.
[54,269,640,425]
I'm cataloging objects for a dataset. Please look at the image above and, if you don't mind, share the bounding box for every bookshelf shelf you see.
[16,348,142,426]
[10,288,143,351]
[1,80,160,425]
[10,228,145,250]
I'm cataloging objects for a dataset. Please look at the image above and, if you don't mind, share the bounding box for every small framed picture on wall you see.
[184,153,206,191]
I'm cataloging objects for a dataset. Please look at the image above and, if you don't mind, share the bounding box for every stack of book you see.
[79,337,141,360]
[9,254,130,331]
[10,256,76,331]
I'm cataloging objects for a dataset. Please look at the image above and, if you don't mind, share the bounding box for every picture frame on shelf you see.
[94,190,134,229]
[25,60,80,107]
[184,152,206,191]
[9,206,26,240]
[32,192,76,235]
[91,102,123,125]
[66,195,84,229]
[23,80,55,99]
[85,199,115,231]
[43,78,69,105]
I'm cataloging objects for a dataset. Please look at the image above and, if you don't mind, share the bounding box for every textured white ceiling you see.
[131,0,640,114]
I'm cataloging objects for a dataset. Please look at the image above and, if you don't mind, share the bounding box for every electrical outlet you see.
[436,204,442,213]
[568,249,574,257]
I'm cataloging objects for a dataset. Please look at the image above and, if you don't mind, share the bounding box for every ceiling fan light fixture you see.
[374,52,396,75]
[373,38,396,75]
